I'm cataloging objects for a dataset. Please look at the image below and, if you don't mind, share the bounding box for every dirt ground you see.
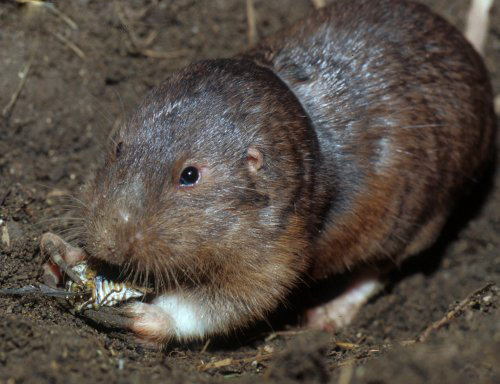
[0,1,499,383]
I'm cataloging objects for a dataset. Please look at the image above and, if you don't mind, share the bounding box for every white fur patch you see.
[151,294,214,339]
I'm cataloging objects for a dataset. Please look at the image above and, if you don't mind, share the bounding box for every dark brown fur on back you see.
[242,0,496,277]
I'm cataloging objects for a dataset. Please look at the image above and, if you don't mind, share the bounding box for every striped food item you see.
[66,262,145,311]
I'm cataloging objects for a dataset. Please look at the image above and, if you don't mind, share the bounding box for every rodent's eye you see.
[115,141,124,159]
[179,166,200,186]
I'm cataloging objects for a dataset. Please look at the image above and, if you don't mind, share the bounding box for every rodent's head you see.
[81,59,319,295]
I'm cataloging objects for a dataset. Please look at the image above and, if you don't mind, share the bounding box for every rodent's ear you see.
[109,140,124,162]
[247,145,263,173]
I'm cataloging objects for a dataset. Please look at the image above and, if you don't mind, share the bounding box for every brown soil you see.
[0,1,498,383]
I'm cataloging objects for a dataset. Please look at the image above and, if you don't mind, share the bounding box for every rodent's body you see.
[242,0,495,278]
[79,0,495,342]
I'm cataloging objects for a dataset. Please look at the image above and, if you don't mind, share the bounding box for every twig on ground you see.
[0,188,12,206]
[335,341,359,350]
[2,59,33,118]
[49,29,86,59]
[197,351,273,371]
[246,0,257,46]
[139,49,188,59]
[200,339,211,353]
[337,361,354,384]
[44,2,78,30]
[416,282,495,343]
[17,0,78,30]
[265,329,308,341]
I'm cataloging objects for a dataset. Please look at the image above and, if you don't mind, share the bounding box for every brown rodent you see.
[75,0,495,343]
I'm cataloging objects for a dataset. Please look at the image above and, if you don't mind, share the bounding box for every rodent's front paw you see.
[127,294,215,346]
[40,232,87,286]
[127,302,175,346]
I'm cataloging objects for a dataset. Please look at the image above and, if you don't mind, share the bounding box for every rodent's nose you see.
[90,176,149,263]
[108,204,148,257]
[101,228,116,253]
[95,208,136,263]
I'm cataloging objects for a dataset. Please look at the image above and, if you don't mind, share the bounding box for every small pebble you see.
[118,359,125,370]
[1,225,10,247]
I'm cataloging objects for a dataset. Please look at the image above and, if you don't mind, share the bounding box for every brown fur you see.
[78,0,495,341]
[242,0,496,278]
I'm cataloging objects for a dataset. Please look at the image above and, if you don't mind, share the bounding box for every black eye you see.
[179,166,200,186]
[115,141,123,158]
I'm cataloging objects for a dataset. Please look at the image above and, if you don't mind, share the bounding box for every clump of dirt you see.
[0,1,498,383]
[265,332,331,383]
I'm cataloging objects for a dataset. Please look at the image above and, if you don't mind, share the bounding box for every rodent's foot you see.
[40,232,87,287]
[127,294,216,346]
[306,278,382,331]
[126,302,174,347]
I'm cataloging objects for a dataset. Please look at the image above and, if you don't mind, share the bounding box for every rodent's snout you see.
[103,207,141,249]
[83,176,157,268]
[88,205,145,265]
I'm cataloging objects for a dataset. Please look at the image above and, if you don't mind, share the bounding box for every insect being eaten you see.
[65,261,146,312]
[41,232,149,311]
[0,233,147,313]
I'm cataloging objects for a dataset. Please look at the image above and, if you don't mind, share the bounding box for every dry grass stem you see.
[337,362,354,384]
[198,351,273,371]
[246,0,257,46]
[17,0,78,30]
[265,329,308,341]
[335,341,359,350]
[2,59,33,118]
[139,49,188,59]
[417,282,495,343]
[50,30,86,59]
[200,339,211,353]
